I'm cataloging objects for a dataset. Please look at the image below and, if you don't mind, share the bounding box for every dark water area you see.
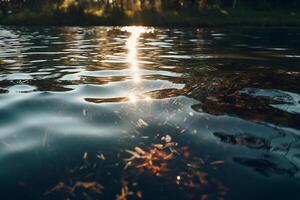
[0,26,300,200]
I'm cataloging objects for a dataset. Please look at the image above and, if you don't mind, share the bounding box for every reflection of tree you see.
[233,157,298,178]
[213,132,270,149]
[213,128,300,178]
[186,66,300,129]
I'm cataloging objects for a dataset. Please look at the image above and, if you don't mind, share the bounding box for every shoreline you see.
[0,9,299,27]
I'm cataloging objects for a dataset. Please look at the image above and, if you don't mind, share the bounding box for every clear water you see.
[0,26,300,200]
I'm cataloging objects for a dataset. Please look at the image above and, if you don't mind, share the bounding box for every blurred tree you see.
[0,0,9,15]
[233,0,237,8]
[1,0,299,17]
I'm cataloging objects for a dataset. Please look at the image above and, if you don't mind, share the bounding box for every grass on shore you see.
[0,9,299,27]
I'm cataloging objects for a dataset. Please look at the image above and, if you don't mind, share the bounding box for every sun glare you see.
[121,27,155,103]
[127,93,138,103]
[124,26,147,83]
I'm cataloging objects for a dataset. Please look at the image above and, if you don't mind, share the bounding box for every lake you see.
[0,26,300,200]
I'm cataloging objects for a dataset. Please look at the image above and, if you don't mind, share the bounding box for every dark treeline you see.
[0,0,299,26]
[1,0,300,16]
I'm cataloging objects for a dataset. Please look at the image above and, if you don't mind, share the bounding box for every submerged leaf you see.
[210,160,225,165]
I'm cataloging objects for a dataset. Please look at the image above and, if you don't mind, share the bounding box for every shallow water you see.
[0,26,300,200]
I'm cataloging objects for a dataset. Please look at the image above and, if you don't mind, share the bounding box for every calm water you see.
[0,26,300,200]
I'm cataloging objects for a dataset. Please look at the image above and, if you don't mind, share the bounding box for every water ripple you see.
[1,26,300,199]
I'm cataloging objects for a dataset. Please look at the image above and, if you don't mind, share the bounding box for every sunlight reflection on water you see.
[123,26,155,101]
[0,26,300,200]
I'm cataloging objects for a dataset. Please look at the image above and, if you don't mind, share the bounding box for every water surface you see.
[0,26,300,200]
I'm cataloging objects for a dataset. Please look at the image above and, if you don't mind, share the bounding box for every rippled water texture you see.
[0,26,300,200]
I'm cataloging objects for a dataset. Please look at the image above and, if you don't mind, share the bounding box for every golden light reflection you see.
[144,96,152,102]
[127,93,138,103]
[121,26,155,104]
[126,92,153,104]
[85,27,156,105]
[123,26,147,84]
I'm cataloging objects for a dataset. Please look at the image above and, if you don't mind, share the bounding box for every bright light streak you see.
[127,93,137,103]
[122,27,155,103]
